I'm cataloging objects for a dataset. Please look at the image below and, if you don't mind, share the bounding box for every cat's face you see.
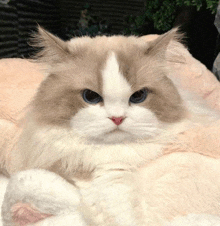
[31,28,186,144]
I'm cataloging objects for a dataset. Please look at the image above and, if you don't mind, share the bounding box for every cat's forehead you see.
[65,36,148,92]
[102,51,132,104]
[54,39,144,94]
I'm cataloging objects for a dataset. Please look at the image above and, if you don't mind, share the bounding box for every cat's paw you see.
[2,169,83,226]
[77,163,147,226]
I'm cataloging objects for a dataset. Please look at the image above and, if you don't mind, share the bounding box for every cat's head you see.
[30,27,187,144]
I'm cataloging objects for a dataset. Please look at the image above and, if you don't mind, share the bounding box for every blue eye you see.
[129,88,148,104]
[82,89,103,104]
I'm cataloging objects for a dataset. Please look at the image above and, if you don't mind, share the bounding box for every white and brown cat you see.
[1,27,220,225]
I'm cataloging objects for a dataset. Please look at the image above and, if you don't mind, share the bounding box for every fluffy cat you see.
[13,27,218,173]
[4,27,220,225]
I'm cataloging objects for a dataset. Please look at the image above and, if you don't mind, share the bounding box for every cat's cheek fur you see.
[70,105,116,138]
[70,108,132,144]
[70,103,161,143]
[121,105,161,138]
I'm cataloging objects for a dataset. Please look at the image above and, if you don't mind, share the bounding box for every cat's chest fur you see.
[17,118,164,172]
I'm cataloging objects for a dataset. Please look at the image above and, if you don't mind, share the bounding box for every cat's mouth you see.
[102,127,133,143]
[83,127,134,144]
[107,127,125,134]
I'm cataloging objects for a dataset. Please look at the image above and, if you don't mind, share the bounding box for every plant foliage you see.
[124,0,219,34]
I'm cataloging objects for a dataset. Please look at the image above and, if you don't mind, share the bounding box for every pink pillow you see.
[0,58,44,123]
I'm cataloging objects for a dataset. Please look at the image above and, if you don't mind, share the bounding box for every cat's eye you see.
[129,88,148,104]
[82,89,103,104]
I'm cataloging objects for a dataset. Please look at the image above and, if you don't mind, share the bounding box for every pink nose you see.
[111,116,124,126]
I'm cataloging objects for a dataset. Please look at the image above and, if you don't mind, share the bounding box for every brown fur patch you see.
[32,53,106,125]
[32,74,85,126]
[111,34,186,123]
[141,73,186,123]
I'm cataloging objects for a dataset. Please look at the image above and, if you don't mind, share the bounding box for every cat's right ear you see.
[31,26,71,64]
[144,28,186,64]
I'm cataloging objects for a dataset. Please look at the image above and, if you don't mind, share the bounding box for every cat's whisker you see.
[126,124,165,132]
[130,122,159,127]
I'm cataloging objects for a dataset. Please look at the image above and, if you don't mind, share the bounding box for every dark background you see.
[0,0,218,70]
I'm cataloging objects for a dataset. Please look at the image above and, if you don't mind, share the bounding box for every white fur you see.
[30,215,87,226]
[3,169,81,212]
[5,35,220,226]
[70,51,163,144]
[18,118,163,171]
[31,215,89,226]
[1,170,91,226]
[70,103,161,144]
[5,160,220,226]
[102,52,131,117]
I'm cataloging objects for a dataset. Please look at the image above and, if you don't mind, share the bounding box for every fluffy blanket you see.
[0,34,220,225]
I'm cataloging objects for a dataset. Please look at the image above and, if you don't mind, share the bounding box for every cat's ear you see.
[145,28,185,63]
[31,26,71,64]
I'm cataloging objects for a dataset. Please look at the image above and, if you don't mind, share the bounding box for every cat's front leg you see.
[2,169,91,226]
[77,163,159,226]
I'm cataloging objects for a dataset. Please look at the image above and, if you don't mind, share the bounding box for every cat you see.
[3,27,220,225]
[12,26,218,174]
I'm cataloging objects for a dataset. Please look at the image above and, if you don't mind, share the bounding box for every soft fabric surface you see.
[0,58,44,122]
[2,168,220,226]
[0,59,44,173]
[0,34,220,225]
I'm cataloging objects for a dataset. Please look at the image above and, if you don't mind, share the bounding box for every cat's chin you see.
[89,130,135,144]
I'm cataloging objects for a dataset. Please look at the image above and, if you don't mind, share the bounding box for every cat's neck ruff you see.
[17,115,197,173]
[17,120,161,169]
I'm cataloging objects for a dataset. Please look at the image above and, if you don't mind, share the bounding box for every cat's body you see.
[2,27,220,225]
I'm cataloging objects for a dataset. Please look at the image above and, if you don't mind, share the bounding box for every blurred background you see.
[0,0,219,73]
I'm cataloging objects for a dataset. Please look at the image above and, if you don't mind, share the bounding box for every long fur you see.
[2,27,220,225]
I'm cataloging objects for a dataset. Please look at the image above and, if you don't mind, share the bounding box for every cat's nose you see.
[110,116,124,126]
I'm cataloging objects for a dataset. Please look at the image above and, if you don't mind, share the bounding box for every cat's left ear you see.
[144,28,186,63]
[31,26,71,64]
